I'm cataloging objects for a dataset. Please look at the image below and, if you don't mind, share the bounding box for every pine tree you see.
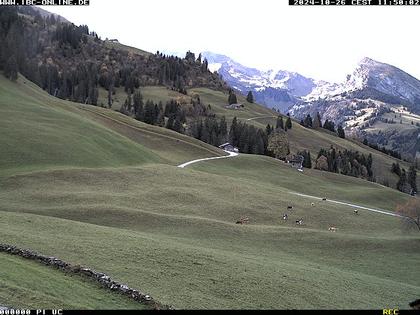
[276,116,284,130]
[156,102,165,127]
[408,165,417,193]
[144,100,156,124]
[166,115,174,130]
[229,117,239,147]
[107,81,114,108]
[246,91,254,103]
[337,125,345,138]
[363,138,368,146]
[285,116,292,130]
[133,91,144,120]
[307,151,312,168]
[266,124,272,136]
[201,58,208,72]
[313,112,322,129]
[323,119,335,132]
[391,163,402,176]
[185,50,195,63]
[298,150,312,168]
[397,169,408,192]
[304,114,313,128]
[121,94,132,114]
[219,116,228,140]
[228,90,238,105]
[173,117,182,133]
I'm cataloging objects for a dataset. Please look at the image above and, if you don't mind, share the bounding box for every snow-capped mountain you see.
[202,52,321,112]
[344,57,420,104]
[290,57,420,158]
[169,51,418,157]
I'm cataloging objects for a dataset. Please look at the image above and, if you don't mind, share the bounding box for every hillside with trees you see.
[0,6,417,196]
[0,6,227,107]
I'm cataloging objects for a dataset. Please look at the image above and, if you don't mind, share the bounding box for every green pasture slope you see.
[98,84,417,188]
[0,75,419,309]
[0,253,149,309]
[0,76,161,177]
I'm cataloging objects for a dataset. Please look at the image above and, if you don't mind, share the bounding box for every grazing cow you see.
[287,205,293,210]
[236,216,249,224]
[328,226,337,232]
[296,219,303,225]
[322,197,327,201]
[283,214,288,220]
[354,209,359,215]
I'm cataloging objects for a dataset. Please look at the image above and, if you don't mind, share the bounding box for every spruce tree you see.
[337,125,345,138]
[133,91,144,120]
[276,116,284,130]
[304,114,313,128]
[229,117,239,146]
[408,165,417,193]
[285,116,292,130]
[173,117,183,133]
[219,116,228,140]
[392,163,402,176]
[201,58,208,72]
[144,100,156,124]
[228,91,238,105]
[107,83,113,108]
[246,91,254,103]
[397,169,408,192]
[266,124,272,136]
[313,112,322,129]
[156,102,165,127]
[166,115,174,130]
[307,151,312,168]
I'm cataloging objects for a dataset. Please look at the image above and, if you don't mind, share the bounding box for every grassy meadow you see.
[97,83,417,188]
[0,75,419,309]
[0,253,149,309]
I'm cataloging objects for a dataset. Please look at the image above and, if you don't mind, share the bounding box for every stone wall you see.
[0,244,173,310]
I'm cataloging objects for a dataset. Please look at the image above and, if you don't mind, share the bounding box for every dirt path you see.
[289,192,405,218]
[246,115,276,121]
[178,151,239,168]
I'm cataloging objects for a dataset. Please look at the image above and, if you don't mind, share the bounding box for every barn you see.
[219,142,239,153]
[286,154,304,169]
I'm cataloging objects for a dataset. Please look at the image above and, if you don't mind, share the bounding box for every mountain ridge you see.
[202,51,419,158]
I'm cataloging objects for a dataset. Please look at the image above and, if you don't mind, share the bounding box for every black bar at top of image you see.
[289,0,420,5]
[0,0,89,5]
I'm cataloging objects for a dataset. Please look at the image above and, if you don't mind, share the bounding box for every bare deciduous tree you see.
[396,198,420,232]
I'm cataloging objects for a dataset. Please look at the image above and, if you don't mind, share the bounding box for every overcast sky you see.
[40,0,419,83]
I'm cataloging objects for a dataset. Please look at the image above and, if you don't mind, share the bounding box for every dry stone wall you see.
[0,244,173,310]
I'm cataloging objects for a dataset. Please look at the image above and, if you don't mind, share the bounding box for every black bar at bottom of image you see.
[3,310,418,315]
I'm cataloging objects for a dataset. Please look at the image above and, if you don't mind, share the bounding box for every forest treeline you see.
[0,6,227,106]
